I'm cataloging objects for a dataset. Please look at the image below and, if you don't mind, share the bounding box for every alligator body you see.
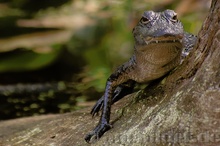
[85,10,197,143]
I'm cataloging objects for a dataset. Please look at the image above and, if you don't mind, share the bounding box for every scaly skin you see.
[85,9,197,143]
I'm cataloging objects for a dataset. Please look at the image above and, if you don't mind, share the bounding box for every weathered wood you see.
[0,0,219,145]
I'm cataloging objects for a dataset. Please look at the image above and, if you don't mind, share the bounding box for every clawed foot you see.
[90,96,104,116]
[85,122,112,143]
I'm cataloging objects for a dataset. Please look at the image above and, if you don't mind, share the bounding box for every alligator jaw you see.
[143,35,183,45]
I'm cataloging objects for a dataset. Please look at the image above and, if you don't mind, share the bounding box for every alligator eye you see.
[172,15,177,21]
[140,17,149,24]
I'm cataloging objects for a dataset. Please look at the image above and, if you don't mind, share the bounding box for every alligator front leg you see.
[85,57,136,143]
[90,80,136,116]
[85,79,116,143]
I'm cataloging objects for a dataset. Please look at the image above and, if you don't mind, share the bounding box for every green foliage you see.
[0,46,61,72]
[181,13,203,34]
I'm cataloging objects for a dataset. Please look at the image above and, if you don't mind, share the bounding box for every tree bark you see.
[0,0,220,145]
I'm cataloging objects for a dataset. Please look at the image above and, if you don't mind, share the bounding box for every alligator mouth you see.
[143,35,183,45]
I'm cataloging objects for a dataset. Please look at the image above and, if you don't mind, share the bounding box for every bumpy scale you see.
[85,9,197,143]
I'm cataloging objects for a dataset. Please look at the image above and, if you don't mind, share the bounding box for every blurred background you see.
[0,0,211,120]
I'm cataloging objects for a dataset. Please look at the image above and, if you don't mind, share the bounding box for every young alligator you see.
[85,9,197,143]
